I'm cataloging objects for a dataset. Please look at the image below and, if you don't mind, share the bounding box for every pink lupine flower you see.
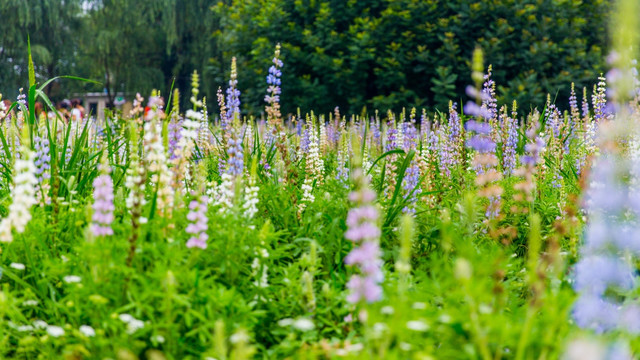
[186,195,209,249]
[91,172,115,236]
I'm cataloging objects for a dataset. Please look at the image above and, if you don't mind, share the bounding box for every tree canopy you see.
[0,0,610,115]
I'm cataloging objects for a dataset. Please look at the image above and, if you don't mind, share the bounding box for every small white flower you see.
[119,314,134,323]
[293,318,315,332]
[63,275,81,284]
[127,319,144,334]
[33,320,48,329]
[119,314,145,334]
[399,342,412,351]
[380,306,395,315]
[17,325,34,332]
[277,318,294,327]
[46,325,65,337]
[79,325,95,337]
[152,335,165,343]
[22,300,38,307]
[139,217,148,224]
[412,302,426,310]
[9,263,25,270]
[230,330,250,344]
[406,320,429,332]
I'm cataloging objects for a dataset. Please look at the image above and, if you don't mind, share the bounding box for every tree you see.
[0,0,84,100]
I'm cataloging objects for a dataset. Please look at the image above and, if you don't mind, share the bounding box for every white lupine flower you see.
[251,258,269,288]
[319,121,327,151]
[0,146,37,243]
[298,177,315,214]
[213,173,234,214]
[143,121,173,217]
[306,123,324,182]
[242,184,259,219]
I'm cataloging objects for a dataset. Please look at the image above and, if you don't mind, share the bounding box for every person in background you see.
[34,102,47,123]
[71,98,84,122]
[57,99,71,122]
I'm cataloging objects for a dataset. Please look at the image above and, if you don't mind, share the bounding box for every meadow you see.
[1,14,640,360]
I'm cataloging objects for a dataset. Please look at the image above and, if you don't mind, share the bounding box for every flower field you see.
[2,6,640,360]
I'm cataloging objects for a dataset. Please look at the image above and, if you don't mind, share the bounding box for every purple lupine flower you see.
[300,127,310,153]
[402,160,421,213]
[569,85,579,118]
[466,68,502,220]
[481,67,498,122]
[296,118,303,136]
[226,57,241,121]
[91,168,115,237]
[402,122,418,151]
[344,169,383,304]
[448,103,463,163]
[226,135,243,177]
[521,134,545,167]
[573,152,640,334]
[502,116,518,175]
[385,119,399,152]
[336,150,349,184]
[168,117,183,160]
[265,57,283,103]
[33,136,51,181]
[370,119,381,141]
[582,87,590,119]
[547,104,562,139]
[438,127,454,178]
[186,194,209,249]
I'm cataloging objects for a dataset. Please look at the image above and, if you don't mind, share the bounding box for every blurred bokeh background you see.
[0,0,610,116]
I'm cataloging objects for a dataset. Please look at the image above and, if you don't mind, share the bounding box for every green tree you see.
[0,0,84,100]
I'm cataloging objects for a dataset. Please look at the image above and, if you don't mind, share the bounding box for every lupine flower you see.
[384,117,399,152]
[226,57,241,121]
[0,135,38,243]
[33,136,50,181]
[481,66,498,123]
[306,117,324,183]
[574,32,640,334]
[226,135,243,177]
[91,157,115,236]
[265,44,283,128]
[401,159,421,213]
[242,181,259,219]
[502,113,518,175]
[144,117,173,218]
[344,168,383,304]
[168,116,183,160]
[569,83,580,124]
[186,193,209,249]
[300,126,311,153]
[33,135,51,204]
[466,67,503,220]
[592,75,608,124]
[213,173,234,214]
